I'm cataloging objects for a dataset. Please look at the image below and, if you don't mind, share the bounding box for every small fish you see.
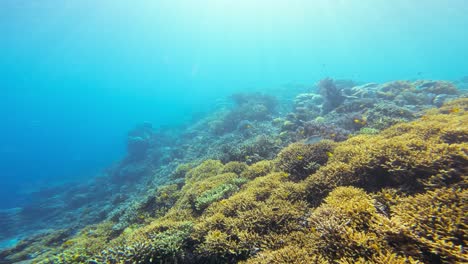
[326,152,334,158]
[449,107,460,113]
[296,156,304,161]
[354,118,367,125]
[305,136,323,144]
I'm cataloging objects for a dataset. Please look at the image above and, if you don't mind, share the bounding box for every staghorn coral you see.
[17,98,468,264]
[243,187,412,263]
[170,162,197,180]
[301,120,351,142]
[170,161,248,214]
[0,229,74,263]
[92,220,194,263]
[142,183,182,218]
[241,245,327,264]
[37,221,116,263]
[194,177,247,211]
[305,99,468,203]
[391,187,468,263]
[221,161,249,175]
[364,102,415,130]
[219,134,281,164]
[192,172,308,262]
[307,187,389,261]
[240,160,276,179]
[276,140,336,181]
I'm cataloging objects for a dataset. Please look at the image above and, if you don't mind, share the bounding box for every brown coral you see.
[305,100,468,203]
[276,140,336,181]
[25,99,468,264]
[392,187,468,263]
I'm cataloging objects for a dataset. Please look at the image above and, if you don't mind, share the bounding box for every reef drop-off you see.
[0,79,467,264]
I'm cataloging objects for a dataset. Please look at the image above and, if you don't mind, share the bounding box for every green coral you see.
[195,177,247,211]
[94,220,194,263]
[357,127,380,135]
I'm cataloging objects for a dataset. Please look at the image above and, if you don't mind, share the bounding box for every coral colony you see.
[1,79,467,263]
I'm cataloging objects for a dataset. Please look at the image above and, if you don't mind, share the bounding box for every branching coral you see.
[391,187,468,263]
[219,134,280,164]
[213,93,278,135]
[194,177,247,211]
[193,172,308,261]
[38,222,116,263]
[170,162,197,180]
[92,220,194,263]
[417,80,459,95]
[23,99,468,264]
[240,160,276,179]
[376,81,415,100]
[276,140,336,181]
[243,187,413,263]
[305,99,468,203]
[318,78,345,114]
[364,102,415,130]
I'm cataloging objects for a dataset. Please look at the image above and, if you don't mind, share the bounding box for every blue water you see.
[1,0,468,209]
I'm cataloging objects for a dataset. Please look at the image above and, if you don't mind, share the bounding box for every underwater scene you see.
[1,1,467,263]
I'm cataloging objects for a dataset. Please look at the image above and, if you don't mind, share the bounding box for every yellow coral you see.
[392,187,468,263]
[305,101,468,204]
[25,99,468,264]
[276,140,336,181]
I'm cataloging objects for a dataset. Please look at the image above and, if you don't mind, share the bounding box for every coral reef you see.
[126,122,154,161]
[392,187,467,263]
[305,99,468,203]
[212,93,278,135]
[318,78,346,114]
[276,140,336,180]
[1,79,467,264]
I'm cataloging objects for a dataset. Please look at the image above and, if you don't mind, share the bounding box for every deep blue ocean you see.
[1,0,468,211]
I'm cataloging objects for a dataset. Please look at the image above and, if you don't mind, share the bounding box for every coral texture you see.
[1,82,466,264]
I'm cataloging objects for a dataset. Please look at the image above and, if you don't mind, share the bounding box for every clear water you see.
[1,0,467,210]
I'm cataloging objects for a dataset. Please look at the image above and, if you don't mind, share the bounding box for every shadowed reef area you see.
[1,78,467,263]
